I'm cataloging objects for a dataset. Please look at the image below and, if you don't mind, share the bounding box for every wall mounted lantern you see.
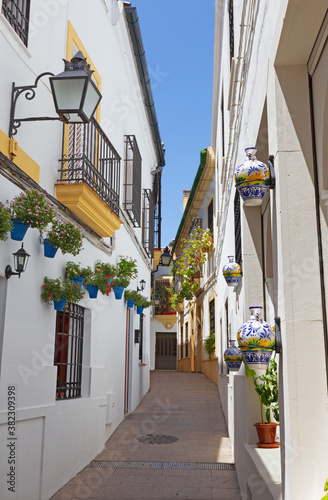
[137,279,146,292]
[160,246,172,267]
[5,244,30,279]
[9,51,102,138]
[153,294,161,307]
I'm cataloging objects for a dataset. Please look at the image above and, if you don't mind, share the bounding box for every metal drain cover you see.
[137,434,179,444]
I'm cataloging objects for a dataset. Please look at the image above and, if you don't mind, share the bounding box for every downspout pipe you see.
[125,7,165,168]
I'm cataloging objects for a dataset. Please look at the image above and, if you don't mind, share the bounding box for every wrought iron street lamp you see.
[160,246,172,267]
[9,51,102,138]
[5,244,30,278]
[153,294,161,307]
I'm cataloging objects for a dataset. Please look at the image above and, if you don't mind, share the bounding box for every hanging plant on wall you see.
[10,189,55,230]
[46,218,83,256]
[0,201,13,240]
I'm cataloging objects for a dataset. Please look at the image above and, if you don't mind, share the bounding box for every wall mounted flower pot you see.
[237,306,275,371]
[11,219,30,241]
[43,238,58,258]
[224,340,243,371]
[222,256,242,286]
[127,299,136,308]
[72,277,85,290]
[54,298,66,311]
[254,422,280,448]
[113,286,124,299]
[235,147,270,206]
[136,306,144,314]
[86,284,99,299]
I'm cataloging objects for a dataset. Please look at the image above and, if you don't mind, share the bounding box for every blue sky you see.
[131,1,216,247]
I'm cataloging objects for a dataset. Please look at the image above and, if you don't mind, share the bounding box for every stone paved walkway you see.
[51,371,240,500]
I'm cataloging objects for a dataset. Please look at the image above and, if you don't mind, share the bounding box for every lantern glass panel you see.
[51,78,86,114]
[83,81,102,120]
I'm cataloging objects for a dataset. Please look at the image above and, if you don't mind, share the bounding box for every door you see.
[155,332,177,370]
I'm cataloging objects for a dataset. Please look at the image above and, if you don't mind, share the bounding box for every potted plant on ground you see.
[65,262,92,289]
[135,293,152,314]
[111,276,130,299]
[244,356,280,448]
[85,271,112,298]
[204,331,216,359]
[45,218,83,256]
[0,201,13,241]
[41,276,84,311]
[10,189,55,240]
[124,289,139,308]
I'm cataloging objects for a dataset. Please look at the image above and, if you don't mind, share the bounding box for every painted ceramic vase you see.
[235,147,270,206]
[237,306,275,370]
[224,340,243,371]
[222,256,242,286]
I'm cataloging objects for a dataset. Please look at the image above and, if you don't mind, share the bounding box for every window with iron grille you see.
[209,299,215,334]
[234,190,242,265]
[142,189,154,258]
[54,304,85,400]
[180,325,183,359]
[185,322,189,358]
[229,0,234,63]
[124,135,142,227]
[139,314,144,362]
[2,0,30,46]
[155,279,174,315]
[207,199,214,235]
[58,119,121,217]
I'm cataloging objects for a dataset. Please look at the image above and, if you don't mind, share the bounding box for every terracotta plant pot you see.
[254,422,280,448]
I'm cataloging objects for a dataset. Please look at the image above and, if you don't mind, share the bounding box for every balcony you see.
[56,119,121,237]
[155,279,177,329]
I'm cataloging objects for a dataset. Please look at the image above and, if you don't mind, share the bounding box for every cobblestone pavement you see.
[51,371,241,500]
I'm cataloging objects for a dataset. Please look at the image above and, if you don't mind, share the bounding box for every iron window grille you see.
[154,184,161,249]
[58,118,121,217]
[207,199,214,235]
[234,190,242,265]
[124,135,142,227]
[2,0,30,46]
[209,299,215,334]
[142,188,154,258]
[185,322,189,358]
[54,303,85,400]
[139,314,144,362]
[180,325,183,359]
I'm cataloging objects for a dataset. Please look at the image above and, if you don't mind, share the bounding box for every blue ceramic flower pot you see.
[113,286,124,299]
[86,284,99,299]
[72,277,85,290]
[11,219,30,241]
[54,298,66,311]
[136,306,144,315]
[127,299,136,308]
[43,238,58,258]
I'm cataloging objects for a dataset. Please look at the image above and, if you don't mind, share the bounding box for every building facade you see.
[0,1,164,499]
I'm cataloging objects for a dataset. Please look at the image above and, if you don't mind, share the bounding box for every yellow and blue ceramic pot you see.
[224,340,243,371]
[237,306,275,370]
[222,256,242,286]
[235,147,270,206]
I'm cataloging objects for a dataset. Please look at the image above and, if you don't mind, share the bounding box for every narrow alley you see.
[51,371,240,500]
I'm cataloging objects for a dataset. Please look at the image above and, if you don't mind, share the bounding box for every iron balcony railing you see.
[58,118,121,216]
[2,0,30,46]
[142,188,154,258]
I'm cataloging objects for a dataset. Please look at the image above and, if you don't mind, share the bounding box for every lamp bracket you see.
[9,72,62,138]
[5,265,20,279]
[268,155,276,189]
[274,316,282,353]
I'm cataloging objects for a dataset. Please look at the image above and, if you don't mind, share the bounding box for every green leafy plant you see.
[86,271,112,295]
[41,277,84,304]
[10,189,55,230]
[0,201,13,240]
[135,293,152,308]
[65,261,92,280]
[46,219,83,256]
[244,356,279,424]
[95,261,117,278]
[124,289,139,301]
[204,331,216,359]
[116,256,138,281]
[111,276,130,288]
[321,479,328,500]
